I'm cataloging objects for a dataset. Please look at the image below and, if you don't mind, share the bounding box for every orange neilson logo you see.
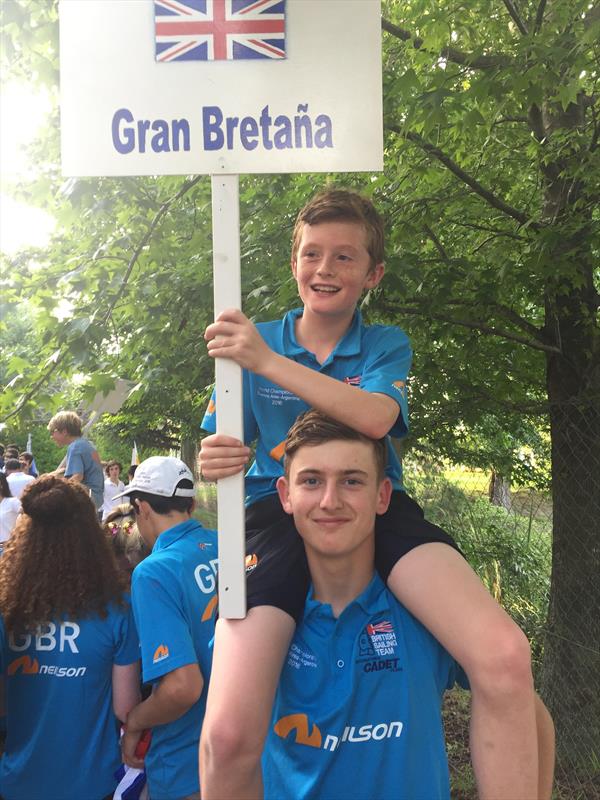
[8,655,39,675]
[201,594,218,622]
[269,440,286,463]
[153,644,169,663]
[274,713,322,748]
[207,398,216,415]
[245,553,259,574]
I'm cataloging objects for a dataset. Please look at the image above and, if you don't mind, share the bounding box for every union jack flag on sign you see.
[155,0,286,62]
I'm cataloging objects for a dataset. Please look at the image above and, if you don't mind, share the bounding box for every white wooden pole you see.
[211,174,246,618]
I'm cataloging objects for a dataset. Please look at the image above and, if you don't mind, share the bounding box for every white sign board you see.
[59,0,383,177]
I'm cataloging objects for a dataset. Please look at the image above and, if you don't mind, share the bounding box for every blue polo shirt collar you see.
[152,517,200,553]
[304,573,391,623]
[281,308,364,361]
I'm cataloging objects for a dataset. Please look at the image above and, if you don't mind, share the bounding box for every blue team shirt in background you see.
[64,437,104,509]
[131,518,218,800]
[263,575,468,800]
[202,308,412,505]
[0,597,139,800]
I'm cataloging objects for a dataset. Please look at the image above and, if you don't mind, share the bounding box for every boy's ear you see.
[290,256,298,279]
[376,477,393,516]
[365,262,385,289]
[276,475,293,515]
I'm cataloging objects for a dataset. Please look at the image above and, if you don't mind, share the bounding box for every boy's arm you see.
[535,693,555,800]
[122,663,203,767]
[48,456,67,476]
[205,309,400,439]
[112,661,142,722]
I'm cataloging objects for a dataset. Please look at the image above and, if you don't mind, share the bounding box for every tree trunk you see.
[488,471,512,510]
[180,436,198,480]
[536,95,600,773]
[540,387,600,772]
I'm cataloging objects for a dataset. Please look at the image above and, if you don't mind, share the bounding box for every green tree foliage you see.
[378,0,600,769]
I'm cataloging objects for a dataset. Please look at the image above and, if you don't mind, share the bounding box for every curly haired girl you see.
[0,475,140,800]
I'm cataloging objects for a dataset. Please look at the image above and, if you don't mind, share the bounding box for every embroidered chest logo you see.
[365,620,397,656]
[343,375,361,386]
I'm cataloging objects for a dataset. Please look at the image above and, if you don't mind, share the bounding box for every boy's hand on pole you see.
[205,308,273,373]
[199,434,250,481]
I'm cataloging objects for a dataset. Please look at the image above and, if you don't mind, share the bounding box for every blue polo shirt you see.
[65,437,104,509]
[131,518,218,800]
[202,309,411,505]
[0,598,139,800]
[262,575,467,800]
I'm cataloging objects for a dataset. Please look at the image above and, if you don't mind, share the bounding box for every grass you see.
[194,483,218,529]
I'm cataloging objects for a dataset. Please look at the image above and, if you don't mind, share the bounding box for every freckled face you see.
[277,440,391,560]
[292,222,384,320]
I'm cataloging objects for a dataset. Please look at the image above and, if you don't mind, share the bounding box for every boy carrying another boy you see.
[262,409,554,800]
[199,189,539,799]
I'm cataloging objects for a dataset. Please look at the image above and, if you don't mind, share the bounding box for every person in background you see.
[101,460,126,521]
[0,475,140,800]
[4,460,34,500]
[103,503,151,584]
[0,474,20,555]
[47,411,104,511]
[115,457,218,800]
[18,452,38,479]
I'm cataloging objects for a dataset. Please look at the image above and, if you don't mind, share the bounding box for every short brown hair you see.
[291,188,385,268]
[105,460,122,476]
[284,410,387,482]
[47,411,82,437]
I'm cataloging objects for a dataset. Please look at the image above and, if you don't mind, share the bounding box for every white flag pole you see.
[211,174,246,619]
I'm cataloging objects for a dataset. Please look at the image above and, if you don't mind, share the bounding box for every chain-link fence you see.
[403,452,600,800]
[196,443,600,799]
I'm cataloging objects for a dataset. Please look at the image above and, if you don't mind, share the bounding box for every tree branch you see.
[2,352,66,423]
[381,18,511,69]
[452,220,527,241]
[533,0,547,34]
[2,176,204,424]
[387,303,561,354]
[422,224,451,264]
[389,126,540,230]
[101,175,203,325]
[502,0,529,35]
[528,104,546,141]
[445,298,548,341]
[494,116,529,125]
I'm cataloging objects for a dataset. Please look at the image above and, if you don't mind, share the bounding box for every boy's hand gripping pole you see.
[211,175,246,618]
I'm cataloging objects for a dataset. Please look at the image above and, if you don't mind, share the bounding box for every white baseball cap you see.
[113,456,195,500]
